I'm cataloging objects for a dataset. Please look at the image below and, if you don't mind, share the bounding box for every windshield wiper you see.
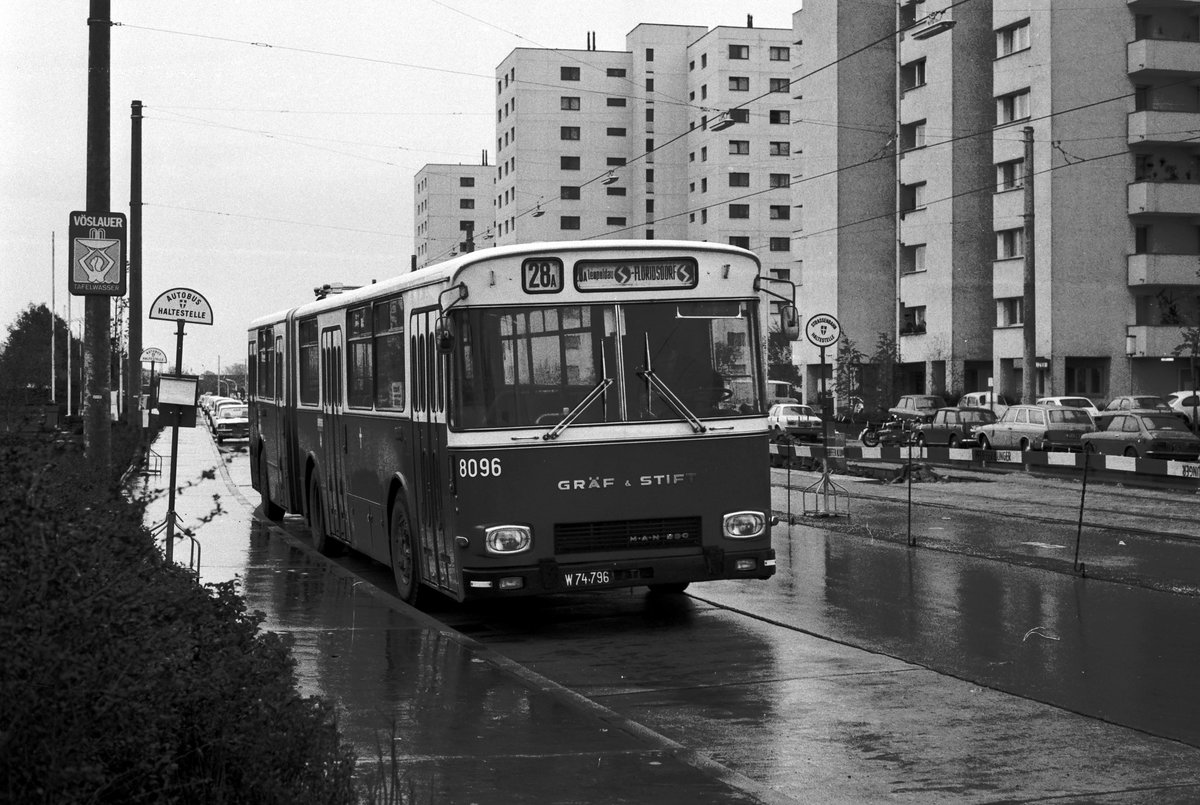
[543,378,613,441]
[638,368,706,433]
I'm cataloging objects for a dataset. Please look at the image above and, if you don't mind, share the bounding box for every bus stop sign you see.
[805,313,841,349]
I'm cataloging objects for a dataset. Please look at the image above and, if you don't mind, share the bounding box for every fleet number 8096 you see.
[459,457,502,478]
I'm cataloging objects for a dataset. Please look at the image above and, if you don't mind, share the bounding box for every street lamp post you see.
[1126,333,1137,394]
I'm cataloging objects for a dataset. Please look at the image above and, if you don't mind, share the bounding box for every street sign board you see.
[69,210,127,295]
[140,347,168,364]
[149,288,213,325]
[805,313,842,348]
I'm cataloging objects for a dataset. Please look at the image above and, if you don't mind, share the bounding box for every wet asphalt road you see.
[145,431,1200,803]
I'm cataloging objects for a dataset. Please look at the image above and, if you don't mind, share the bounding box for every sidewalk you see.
[137,423,787,804]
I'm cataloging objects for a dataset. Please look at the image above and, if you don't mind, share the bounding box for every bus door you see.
[410,309,457,596]
[319,326,348,543]
[273,332,292,507]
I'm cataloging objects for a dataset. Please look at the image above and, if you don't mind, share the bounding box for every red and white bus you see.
[248,240,792,604]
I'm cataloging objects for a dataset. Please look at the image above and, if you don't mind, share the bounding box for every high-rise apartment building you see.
[414,162,494,269]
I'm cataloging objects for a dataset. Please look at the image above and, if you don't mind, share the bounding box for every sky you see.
[2,1,800,375]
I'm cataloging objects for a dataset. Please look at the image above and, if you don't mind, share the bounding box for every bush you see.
[0,429,357,804]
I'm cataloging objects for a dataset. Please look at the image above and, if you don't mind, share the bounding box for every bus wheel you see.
[390,498,425,607]
[259,453,284,521]
[307,476,343,556]
[648,582,690,594]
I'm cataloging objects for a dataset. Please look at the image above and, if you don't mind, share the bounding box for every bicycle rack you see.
[149,512,202,573]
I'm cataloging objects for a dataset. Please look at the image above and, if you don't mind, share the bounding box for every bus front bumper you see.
[460,546,776,597]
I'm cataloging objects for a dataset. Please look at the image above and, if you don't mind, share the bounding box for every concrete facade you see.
[414,163,494,269]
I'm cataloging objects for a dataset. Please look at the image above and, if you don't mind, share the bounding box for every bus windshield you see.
[450,299,763,430]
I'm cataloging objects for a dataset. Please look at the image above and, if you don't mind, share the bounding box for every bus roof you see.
[248,239,762,330]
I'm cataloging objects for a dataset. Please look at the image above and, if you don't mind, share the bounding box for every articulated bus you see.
[248,240,795,605]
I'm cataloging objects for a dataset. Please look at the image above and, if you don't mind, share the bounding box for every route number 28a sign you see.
[805,313,842,349]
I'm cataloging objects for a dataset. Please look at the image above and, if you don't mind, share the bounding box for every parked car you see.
[975,404,1095,452]
[957,391,1012,417]
[1094,395,1176,429]
[1080,411,1200,461]
[767,403,823,442]
[1166,390,1200,428]
[1036,396,1100,420]
[914,407,997,447]
[888,394,946,424]
[212,403,250,444]
[207,397,240,430]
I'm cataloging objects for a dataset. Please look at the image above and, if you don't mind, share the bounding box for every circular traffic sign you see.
[805,313,841,348]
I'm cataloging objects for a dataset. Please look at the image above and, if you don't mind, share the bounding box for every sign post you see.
[148,288,213,563]
[801,313,848,518]
[139,347,168,429]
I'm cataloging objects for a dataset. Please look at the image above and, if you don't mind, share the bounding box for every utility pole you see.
[84,0,112,470]
[51,233,56,407]
[127,100,143,427]
[1021,126,1036,404]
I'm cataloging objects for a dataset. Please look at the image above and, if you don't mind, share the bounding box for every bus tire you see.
[307,475,343,557]
[259,453,284,521]
[390,498,426,607]
[648,582,690,594]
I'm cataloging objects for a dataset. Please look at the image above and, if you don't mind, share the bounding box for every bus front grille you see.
[555,517,702,554]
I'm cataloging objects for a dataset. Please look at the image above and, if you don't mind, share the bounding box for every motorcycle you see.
[858,416,918,447]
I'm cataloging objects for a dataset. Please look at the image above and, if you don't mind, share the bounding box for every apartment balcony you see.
[1128,38,1200,78]
[1127,324,1194,357]
[1129,110,1200,145]
[1128,253,1200,286]
[1128,181,1200,216]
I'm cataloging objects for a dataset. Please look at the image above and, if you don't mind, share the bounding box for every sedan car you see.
[888,394,946,424]
[1080,412,1200,461]
[767,403,824,442]
[914,407,997,447]
[1166,390,1200,428]
[975,404,1094,452]
[212,403,249,443]
[1093,395,1176,430]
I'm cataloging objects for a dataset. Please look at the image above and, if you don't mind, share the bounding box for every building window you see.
[770,109,790,124]
[901,59,926,91]
[607,216,627,226]
[997,19,1031,57]
[769,46,790,61]
[607,67,626,77]
[900,182,926,212]
[646,108,655,122]
[901,243,926,274]
[769,78,789,93]
[769,205,790,220]
[560,126,580,140]
[607,97,627,107]
[997,89,1031,124]
[561,156,581,170]
[607,127,626,136]
[701,178,708,193]
[997,159,1024,191]
[769,141,790,156]
[700,146,707,162]
[459,176,475,187]
[646,78,654,92]
[901,306,927,335]
[900,119,927,150]
[645,48,654,61]
[606,156,626,166]
[646,199,655,213]
[729,76,749,92]
[459,198,475,209]
[561,66,580,81]
[729,44,749,59]
[561,96,581,110]
[561,185,580,200]
[645,169,654,182]
[729,204,750,219]
[701,209,708,224]
[646,229,655,239]
[769,237,790,252]
[730,140,750,155]
[729,172,750,187]
[729,236,750,249]
[607,186,626,196]
[1134,225,1149,254]
[997,297,1024,327]
[997,228,1025,259]
[770,173,790,188]
[730,108,750,123]
[701,53,707,68]
[1066,366,1103,396]
[560,216,580,230]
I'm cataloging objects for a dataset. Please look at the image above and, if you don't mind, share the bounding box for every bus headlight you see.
[484,525,532,554]
[723,511,766,539]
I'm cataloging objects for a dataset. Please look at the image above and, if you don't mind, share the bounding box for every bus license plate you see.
[562,570,613,589]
